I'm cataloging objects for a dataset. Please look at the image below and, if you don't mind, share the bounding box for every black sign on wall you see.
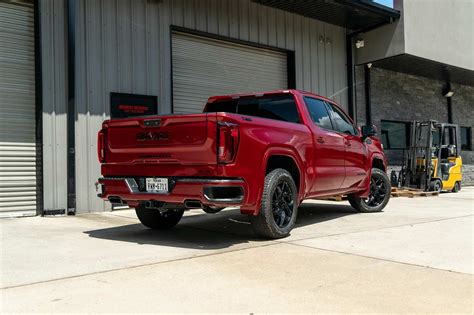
[110,92,158,119]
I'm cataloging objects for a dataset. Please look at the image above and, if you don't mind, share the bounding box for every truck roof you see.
[206,89,337,105]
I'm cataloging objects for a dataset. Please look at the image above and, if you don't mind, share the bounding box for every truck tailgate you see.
[104,113,217,166]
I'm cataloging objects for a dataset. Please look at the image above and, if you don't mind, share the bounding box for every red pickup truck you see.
[97,90,390,238]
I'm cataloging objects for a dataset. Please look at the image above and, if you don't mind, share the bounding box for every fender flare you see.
[355,153,387,198]
[250,146,305,214]
[370,152,387,171]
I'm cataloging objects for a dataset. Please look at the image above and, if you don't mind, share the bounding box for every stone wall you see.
[355,66,474,185]
[451,84,474,165]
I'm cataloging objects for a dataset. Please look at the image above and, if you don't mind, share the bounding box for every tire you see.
[135,206,184,230]
[430,179,443,193]
[452,181,461,193]
[250,168,298,239]
[348,168,391,213]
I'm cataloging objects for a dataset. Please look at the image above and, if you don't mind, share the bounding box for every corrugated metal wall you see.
[69,0,347,212]
[40,0,68,212]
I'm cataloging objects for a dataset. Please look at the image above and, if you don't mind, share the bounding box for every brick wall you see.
[355,66,474,185]
[451,84,474,165]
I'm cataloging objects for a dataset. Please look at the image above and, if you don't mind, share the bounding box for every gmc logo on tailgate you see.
[136,131,169,141]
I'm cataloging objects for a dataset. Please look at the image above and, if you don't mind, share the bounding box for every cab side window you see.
[304,97,333,130]
[326,102,357,135]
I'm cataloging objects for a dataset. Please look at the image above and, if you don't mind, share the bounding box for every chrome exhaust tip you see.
[184,200,202,209]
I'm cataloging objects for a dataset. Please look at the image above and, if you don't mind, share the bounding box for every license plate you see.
[146,178,168,193]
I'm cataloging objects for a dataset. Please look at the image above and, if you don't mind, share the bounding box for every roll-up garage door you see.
[172,32,288,114]
[0,1,37,216]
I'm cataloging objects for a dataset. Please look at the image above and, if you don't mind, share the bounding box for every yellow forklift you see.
[398,120,462,193]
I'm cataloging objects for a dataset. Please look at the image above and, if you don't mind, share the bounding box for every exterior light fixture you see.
[443,83,454,97]
[444,90,454,97]
[355,39,365,48]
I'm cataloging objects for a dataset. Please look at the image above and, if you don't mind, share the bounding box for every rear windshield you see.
[204,94,300,124]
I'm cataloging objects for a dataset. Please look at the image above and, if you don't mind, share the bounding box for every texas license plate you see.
[146,178,168,193]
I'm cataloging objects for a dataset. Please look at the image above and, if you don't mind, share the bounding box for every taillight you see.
[217,122,239,164]
[97,129,106,163]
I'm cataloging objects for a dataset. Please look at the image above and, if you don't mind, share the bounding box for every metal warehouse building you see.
[0,0,472,217]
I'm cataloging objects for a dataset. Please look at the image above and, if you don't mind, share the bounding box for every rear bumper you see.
[97,177,247,208]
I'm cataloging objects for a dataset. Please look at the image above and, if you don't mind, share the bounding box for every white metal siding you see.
[172,32,288,113]
[70,0,347,212]
[40,0,68,212]
[0,1,36,215]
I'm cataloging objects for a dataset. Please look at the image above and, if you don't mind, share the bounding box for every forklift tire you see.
[348,168,391,213]
[452,181,461,193]
[430,179,443,193]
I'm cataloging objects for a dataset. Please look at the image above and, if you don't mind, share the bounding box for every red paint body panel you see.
[98,90,387,215]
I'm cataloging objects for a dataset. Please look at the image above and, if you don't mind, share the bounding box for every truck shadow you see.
[84,202,357,250]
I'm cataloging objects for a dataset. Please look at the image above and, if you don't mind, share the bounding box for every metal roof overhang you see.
[372,54,474,87]
[253,0,400,31]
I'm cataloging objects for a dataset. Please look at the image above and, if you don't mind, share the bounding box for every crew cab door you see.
[326,102,367,188]
[303,97,346,193]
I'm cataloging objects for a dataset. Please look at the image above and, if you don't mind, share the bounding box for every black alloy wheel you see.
[272,181,294,228]
[362,175,388,207]
[250,168,298,239]
[348,168,391,213]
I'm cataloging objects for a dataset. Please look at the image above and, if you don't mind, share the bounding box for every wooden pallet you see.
[391,187,439,198]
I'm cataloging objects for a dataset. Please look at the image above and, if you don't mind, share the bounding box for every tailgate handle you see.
[144,119,161,127]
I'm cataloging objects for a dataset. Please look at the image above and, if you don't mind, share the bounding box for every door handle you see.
[317,137,325,144]
[345,141,351,147]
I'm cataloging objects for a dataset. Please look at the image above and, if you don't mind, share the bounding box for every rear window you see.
[205,94,300,124]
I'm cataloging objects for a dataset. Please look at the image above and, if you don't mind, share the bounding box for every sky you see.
[373,0,393,8]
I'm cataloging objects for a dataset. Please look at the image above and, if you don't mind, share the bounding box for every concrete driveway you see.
[1,188,473,313]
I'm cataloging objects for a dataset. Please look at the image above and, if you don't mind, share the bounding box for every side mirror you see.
[361,124,377,140]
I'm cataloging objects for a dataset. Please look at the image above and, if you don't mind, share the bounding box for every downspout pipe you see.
[447,97,453,124]
[346,34,355,120]
[66,0,76,215]
[34,0,44,215]
[364,63,372,125]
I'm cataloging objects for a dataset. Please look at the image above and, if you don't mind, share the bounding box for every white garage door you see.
[0,1,37,216]
[172,32,288,114]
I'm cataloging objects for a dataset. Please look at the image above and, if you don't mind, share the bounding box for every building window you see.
[461,127,472,150]
[381,120,410,149]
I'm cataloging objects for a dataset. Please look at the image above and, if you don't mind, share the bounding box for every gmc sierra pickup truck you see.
[97,89,390,238]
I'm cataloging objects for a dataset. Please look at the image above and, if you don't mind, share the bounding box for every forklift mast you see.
[403,120,436,190]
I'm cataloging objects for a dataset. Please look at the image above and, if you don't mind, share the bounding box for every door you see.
[303,97,345,193]
[0,1,37,216]
[171,31,288,114]
[326,102,367,188]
